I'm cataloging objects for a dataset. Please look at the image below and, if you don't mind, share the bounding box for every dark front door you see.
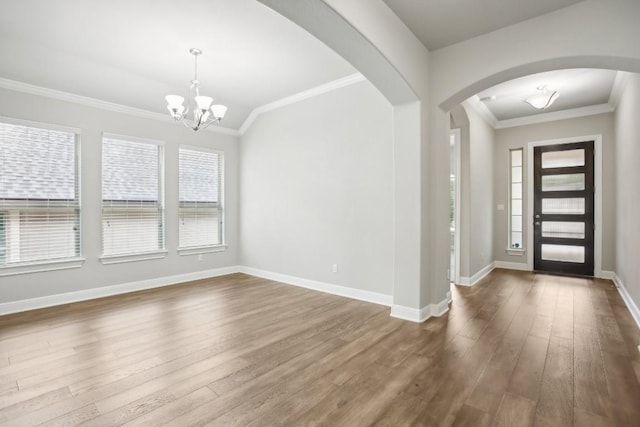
[533,141,594,276]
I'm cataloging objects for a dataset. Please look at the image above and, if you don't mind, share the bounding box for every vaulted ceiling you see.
[0,0,618,132]
[0,0,356,131]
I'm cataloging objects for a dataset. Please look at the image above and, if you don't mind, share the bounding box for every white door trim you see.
[451,128,461,285]
[526,135,603,276]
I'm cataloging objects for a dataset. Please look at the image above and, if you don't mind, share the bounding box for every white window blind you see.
[102,135,164,256]
[179,147,222,248]
[0,120,80,266]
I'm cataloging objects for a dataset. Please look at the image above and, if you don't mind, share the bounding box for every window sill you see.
[178,245,227,256]
[506,248,526,256]
[0,257,85,277]
[100,250,168,265]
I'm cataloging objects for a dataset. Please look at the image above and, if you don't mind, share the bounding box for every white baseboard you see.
[613,273,640,330]
[237,266,393,307]
[390,295,450,323]
[494,261,530,271]
[598,270,616,280]
[0,266,241,316]
[459,262,495,287]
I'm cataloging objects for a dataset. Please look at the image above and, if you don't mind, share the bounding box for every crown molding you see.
[463,95,498,128]
[239,73,366,135]
[608,70,631,109]
[494,103,614,129]
[0,77,239,137]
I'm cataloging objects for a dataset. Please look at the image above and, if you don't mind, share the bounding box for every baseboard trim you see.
[598,270,616,280]
[459,262,495,286]
[390,296,450,323]
[0,266,241,316]
[237,266,393,307]
[613,273,640,330]
[494,261,530,271]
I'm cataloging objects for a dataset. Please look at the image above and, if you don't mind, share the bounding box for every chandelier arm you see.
[180,120,195,131]
[193,117,220,132]
[166,48,226,131]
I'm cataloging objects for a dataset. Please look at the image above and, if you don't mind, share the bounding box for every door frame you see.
[526,134,603,277]
[450,128,461,285]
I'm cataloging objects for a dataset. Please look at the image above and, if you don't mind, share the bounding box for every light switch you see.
[497,204,505,211]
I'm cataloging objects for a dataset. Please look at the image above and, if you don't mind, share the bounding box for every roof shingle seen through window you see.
[0,123,76,201]
[102,137,159,202]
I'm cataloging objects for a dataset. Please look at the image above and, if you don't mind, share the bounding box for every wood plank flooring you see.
[1,269,639,426]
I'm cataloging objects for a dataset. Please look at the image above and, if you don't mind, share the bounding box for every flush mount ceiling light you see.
[524,85,559,110]
[166,48,227,131]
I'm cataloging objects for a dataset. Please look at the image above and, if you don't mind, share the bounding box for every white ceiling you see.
[0,0,356,130]
[382,0,585,50]
[475,69,617,121]
[0,0,620,132]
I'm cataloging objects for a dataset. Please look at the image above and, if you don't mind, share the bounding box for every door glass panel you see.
[542,173,585,191]
[541,149,585,168]
[542,221,585,239]
[542,198,585,214]
[541,244,585,263]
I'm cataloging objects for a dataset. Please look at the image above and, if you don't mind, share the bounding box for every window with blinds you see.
[102,135,164,257]
[179,147,223,248]
[0,120,80,266]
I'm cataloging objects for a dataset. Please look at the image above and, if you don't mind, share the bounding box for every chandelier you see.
[524,85,559,110]
[165,48,227,131]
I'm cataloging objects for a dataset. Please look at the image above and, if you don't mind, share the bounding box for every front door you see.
[533,141,594,276]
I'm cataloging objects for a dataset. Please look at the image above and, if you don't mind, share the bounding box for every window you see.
[509,148,523,249]
[102,134,164,259]
[0,119,80,267]
[179,146,223,250]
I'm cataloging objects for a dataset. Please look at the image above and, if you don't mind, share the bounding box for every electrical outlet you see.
[198,254,203,262]
[332,264,339,273]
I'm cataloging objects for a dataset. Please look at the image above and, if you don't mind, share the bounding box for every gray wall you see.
[239,81,394,296]
[467,106,495,276]
[451,104,494,280]
[614,73,640,308]
[0,88,239,304]
[493,113,616,271]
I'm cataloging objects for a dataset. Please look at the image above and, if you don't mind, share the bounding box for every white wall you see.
[462,105,495,277]
[0,88,239,305]
[493,113,616,271]
[258,0,438,314]
[614,73,640,311]
[239,80,394,296]
[426,0,640,301]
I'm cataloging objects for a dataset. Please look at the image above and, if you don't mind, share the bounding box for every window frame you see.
[99,132,167,264]
[0,116,84,276]
[507,147,525,256]
[177,144,226,255]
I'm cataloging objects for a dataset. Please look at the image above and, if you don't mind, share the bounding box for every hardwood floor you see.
[1,269,639,426]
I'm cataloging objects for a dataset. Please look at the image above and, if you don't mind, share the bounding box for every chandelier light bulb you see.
[195,96,213,111]
[165,49,227,131]
[211,105,228,120]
